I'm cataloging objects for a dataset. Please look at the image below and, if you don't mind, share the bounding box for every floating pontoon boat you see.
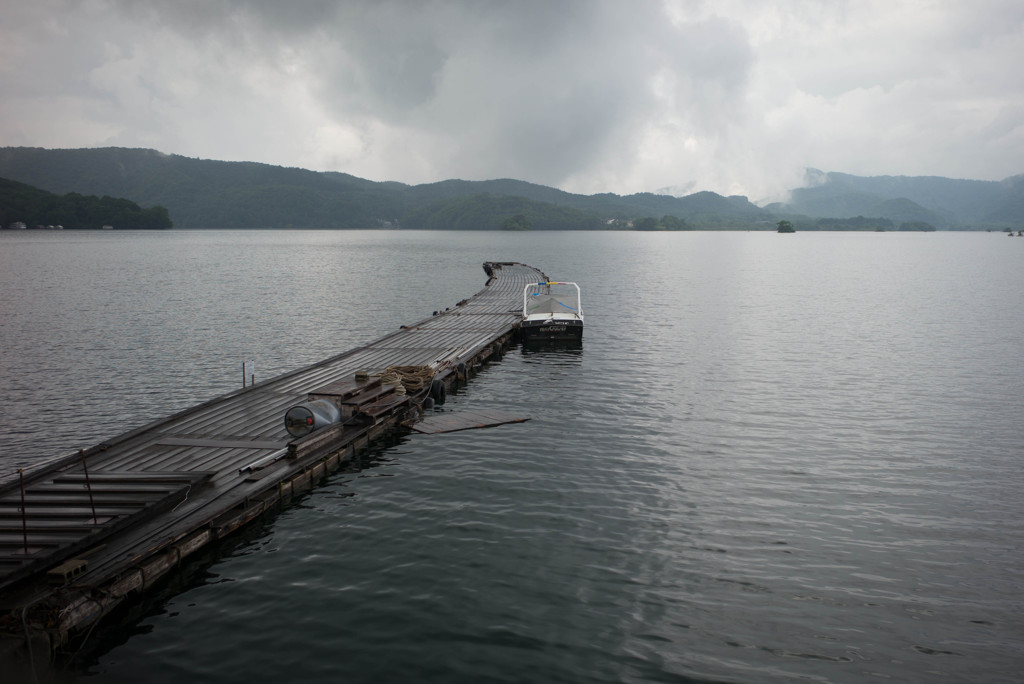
[521,281,583,343]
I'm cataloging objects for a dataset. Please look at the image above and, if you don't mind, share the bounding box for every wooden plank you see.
[53,471,216,484]
[359,395,412,424]
[0,533,92,547]
[0,518,114,531]
[12,492,168,505]
[24,483,189,494]
[410,409,530,434]
[155,437,288,449]
[340,383,396,405]
[0,506,140,518]
[308,376,381,400]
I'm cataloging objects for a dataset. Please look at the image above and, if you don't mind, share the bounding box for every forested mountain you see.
[0,177,171,229]
[0,148,403,228]
[0,147,771,229]
[767,169,1024,229]
[403,193,605,230]
[0,147,1020,230]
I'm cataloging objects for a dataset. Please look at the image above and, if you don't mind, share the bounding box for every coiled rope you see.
[379,365,435,394]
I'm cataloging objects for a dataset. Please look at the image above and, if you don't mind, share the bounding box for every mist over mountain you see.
[0,147,1020,230]
[768,169,1024,229]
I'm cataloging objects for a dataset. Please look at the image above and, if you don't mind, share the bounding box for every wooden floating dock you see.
[411,409,530,435]
[0,261,546,662]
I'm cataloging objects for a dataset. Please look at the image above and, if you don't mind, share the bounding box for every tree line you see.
[402,193,604,230]
[803,216,937,231]
[630,215,691,230]
[1,177,171,229]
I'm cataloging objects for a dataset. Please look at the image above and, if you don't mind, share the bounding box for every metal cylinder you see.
[284,399,341,438]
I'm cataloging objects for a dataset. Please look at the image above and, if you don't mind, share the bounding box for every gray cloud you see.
[1,0,1021,200]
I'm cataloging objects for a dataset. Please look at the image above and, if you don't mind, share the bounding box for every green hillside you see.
[0,147,772,230]
[0,177,171,229]
[402,193,604,230]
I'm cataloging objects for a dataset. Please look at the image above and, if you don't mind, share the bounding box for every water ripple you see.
[3,231,1022,683]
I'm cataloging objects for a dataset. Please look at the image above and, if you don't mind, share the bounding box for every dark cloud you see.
[1,0,1021,199]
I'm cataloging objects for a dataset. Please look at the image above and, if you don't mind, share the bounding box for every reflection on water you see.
[519,343,584,359]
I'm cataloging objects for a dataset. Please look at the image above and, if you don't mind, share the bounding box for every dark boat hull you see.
[520,319,583,344]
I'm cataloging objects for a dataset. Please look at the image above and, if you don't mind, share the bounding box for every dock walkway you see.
[0,261,545,657]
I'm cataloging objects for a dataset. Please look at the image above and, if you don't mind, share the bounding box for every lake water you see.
[1,230,1022,683]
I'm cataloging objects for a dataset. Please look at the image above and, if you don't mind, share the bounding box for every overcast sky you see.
[2,0,1022,201]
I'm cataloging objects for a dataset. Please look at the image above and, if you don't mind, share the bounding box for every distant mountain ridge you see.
[0,147,1020,229]
[0,147,774,229]
[0,176,171,229]
[768,169,1024,229]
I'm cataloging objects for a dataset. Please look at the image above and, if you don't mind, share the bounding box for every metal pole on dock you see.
[18,470,28,555]
[242,361,246,388]
[80,449,99,525]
